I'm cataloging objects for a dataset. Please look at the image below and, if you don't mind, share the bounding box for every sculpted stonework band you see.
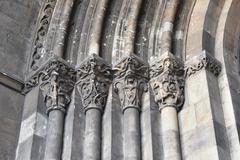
[184,51,222,78]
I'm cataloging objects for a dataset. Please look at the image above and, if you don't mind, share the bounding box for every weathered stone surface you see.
[2,0,240,160]
[0,84,24,160]
[0,0,40,81]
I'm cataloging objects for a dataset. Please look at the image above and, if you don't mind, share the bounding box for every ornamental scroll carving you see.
[76,54,112,113]
[30,0,57,71]
[184,51,222,78]
[25,57,76,114]
[113,54,149,112]
[150,52,185,111]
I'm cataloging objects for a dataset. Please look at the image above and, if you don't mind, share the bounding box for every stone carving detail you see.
[30,0,57,71]
[185,51,222,78]
[76,54,112,113]
[150,52,185,111]
[113,54,149,112]
[25,57,76,114]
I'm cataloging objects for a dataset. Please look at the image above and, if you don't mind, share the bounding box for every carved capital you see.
[76,54,112,113]
[25,57,76,114]
[185,51,222,78]
[113,54,149,112]
[149,52,185,111]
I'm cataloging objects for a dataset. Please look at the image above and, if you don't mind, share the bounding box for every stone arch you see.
[185,0,224,58]
[215,0,240,158]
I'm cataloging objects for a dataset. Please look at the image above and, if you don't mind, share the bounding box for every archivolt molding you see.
[29,0,57,71]
[184,51,222,78]
[77,0,109,62]
[113,54,149,112]
[149,52,185,111]
[76,54,112,113]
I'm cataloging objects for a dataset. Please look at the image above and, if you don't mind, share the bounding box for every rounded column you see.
[44,110,65,160]
[76,54,112,160]
[161,107,181,160]
[123,108,141,160]
[83,108,102,160]
[150,52,185,160]
[113,55,149,160]
[39,62,76,160]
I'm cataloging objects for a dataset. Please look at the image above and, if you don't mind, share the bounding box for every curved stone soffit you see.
[173,0,197,59]
[184,0,225,57]
[76,0,109,62]
[111,0,143,64]
[135,0,163,60]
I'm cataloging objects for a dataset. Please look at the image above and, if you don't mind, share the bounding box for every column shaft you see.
[44,110,65,160]
[161,107,181,160]
[149,52,185,160]
[83,109,102,160]
[123,108,141,160]
[113,55,149,160]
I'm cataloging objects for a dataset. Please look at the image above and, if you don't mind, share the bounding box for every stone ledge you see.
[0,72,24,92]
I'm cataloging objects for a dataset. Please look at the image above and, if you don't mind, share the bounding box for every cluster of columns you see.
[21,51,186,160]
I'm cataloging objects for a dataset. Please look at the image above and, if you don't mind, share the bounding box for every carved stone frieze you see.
[185,51,222,78]
[76,54,112,113]
[25,57,76,114]
[149,52,185,111]
[113,54,149,112]
[30,0,57,71]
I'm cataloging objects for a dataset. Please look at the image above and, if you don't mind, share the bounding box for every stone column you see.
[149,52,184,160]
[76,54,112,160]
[38,58,76,160]
[113,55,149,160]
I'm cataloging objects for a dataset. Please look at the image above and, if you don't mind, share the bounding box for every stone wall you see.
[0,0,40,81]
[0,0,40,159]
[0,84,24,160]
